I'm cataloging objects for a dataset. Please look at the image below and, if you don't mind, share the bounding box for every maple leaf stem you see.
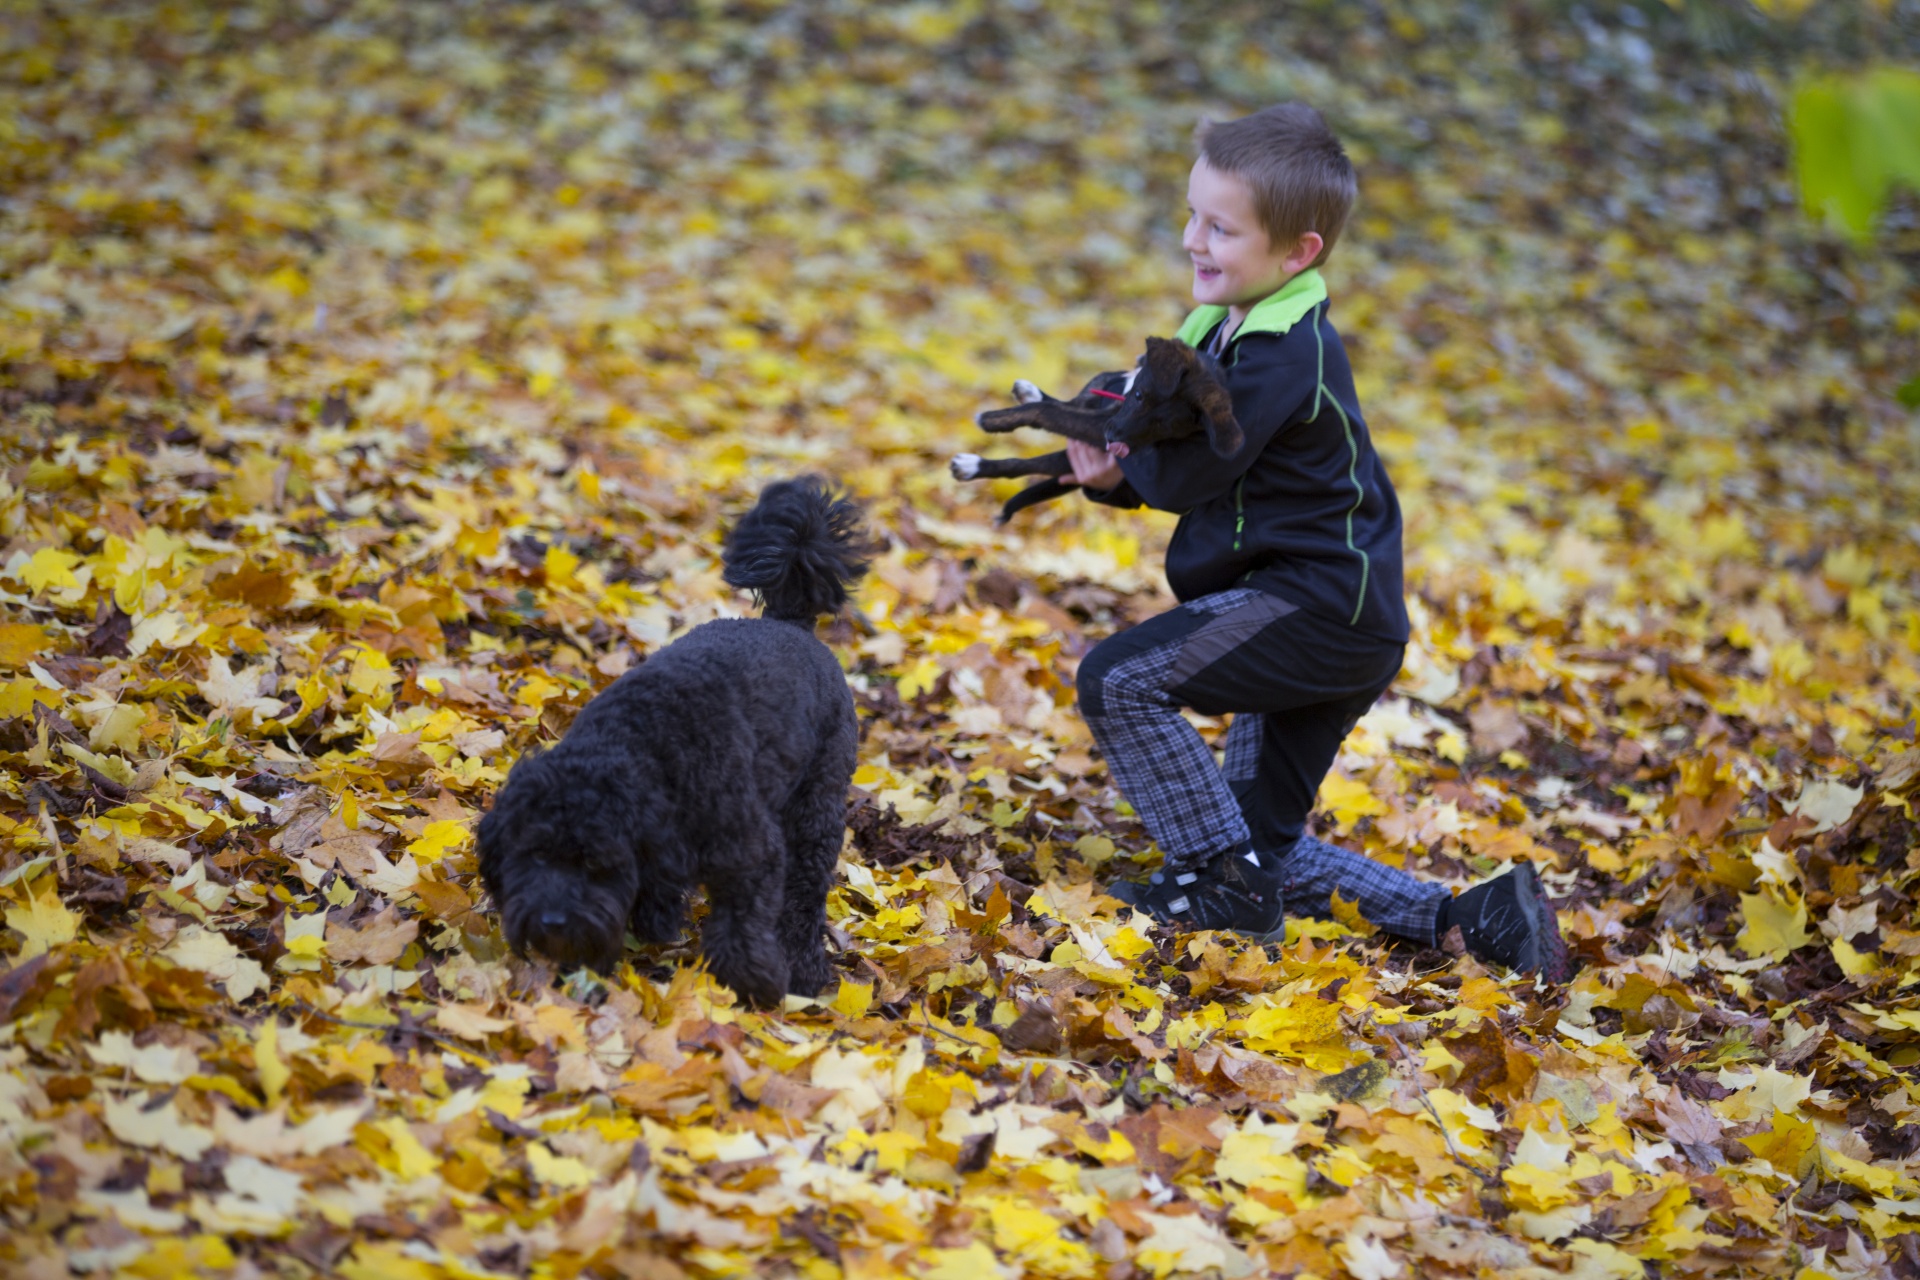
[289,997,498,1067]
[1378,1019,1484,1184]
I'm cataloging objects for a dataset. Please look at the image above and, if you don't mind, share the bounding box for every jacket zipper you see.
[1232,477,1246,551]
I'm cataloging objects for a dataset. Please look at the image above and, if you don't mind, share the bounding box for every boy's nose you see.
[1181,221,1203,255]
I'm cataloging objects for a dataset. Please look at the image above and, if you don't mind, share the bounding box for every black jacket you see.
[1091,272,1409,641]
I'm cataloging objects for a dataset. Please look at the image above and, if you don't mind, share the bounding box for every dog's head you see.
[477,751,638,974]
[1104,337,1243,458]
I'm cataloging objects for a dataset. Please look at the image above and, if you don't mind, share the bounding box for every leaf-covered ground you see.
[5,3,1920,1278]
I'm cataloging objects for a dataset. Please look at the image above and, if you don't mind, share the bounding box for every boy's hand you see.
[1065,438,1125,491]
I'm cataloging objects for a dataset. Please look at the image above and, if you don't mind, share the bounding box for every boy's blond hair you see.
[1197,103,1355,269]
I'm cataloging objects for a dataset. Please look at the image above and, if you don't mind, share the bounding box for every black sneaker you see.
[1442,861,1573,981]
[1108,848,1286,942]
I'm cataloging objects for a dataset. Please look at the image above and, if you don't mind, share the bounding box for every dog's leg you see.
[1021,402,1121,445]
[995,477,1076,525]
[701,827,790,1008]
[777,753,854,997]
[951,450,1072,482]
[627,874,686,946]
[976,402,1115,446]
[974,403,1053,434]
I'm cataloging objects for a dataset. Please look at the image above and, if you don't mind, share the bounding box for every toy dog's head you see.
[476,750,638,974]
[1104,337,1243,459]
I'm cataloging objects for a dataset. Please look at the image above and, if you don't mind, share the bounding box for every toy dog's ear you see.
[1141,337,1183,389]
[1188,347,1242,456]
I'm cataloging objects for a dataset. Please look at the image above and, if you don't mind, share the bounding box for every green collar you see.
[1174,268,1328,351]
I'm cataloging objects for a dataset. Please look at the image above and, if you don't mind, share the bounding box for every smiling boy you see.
[1068,104,1571,980]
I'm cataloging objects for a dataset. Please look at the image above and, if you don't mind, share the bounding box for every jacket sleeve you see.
[1111,333,1319,513]
[1082,477,1145,509]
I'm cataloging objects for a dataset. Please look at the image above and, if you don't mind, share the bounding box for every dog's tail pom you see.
[722,475,872,622]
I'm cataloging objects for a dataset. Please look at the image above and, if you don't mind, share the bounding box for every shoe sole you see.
[1105,878,1286,944]
[1509,862,1573,982]
[1111,894,1287,944]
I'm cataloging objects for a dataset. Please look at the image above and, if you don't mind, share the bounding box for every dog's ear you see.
[1141,337,1184,392]
[1189,349,1243,457]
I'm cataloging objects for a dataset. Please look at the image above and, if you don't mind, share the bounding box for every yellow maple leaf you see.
[19,546,80,594]
[1823,1146,1905,1196]
[1831,936,1879,978]
[1504,1160,1579,1210]
[5,882,77,957]
[1737,884,1816,960]
[1329,888,1379,936]
[120,1235,236,1279]
[544,543,580,588]
[526,1142,594,1189]
[916,1242,1006,1280]
[1741,1109,1816,1176]
[1317,773,1386,832]
[406,819,469,863]
[338,1244,440,1280]
[897,655,941,701]
[255,1019,290,1105]
[366,1117,438,1180]
[0,623,49,668]
[832,978,874,1018]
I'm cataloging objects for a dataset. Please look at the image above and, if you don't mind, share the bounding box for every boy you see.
[1067,104,1570,980]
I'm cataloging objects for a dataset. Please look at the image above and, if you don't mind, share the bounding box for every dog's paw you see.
[787,953,833,998]
[1013,378,1042,404]
[950,453,981,480]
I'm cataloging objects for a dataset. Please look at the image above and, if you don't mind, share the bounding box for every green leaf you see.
[1791,67,1920,243]
[1898,376,1920,411]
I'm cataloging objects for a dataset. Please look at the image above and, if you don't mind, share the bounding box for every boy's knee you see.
[1074,642,1118,717]
[1076,633,1155,717]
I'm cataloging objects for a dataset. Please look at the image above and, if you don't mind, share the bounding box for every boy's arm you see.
[1111,335,1317,512]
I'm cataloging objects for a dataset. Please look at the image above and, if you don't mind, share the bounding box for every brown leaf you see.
[1655,1088,1724,1147]
[1467,701,1526,754]
[325,906,419,966]
[270,787,333,856]
[996,1003,1061,1055]
[369,731,435,778]
[412,874,482,930]
[306,833,389,878]
[954,1128,996,1173]
[0,953,57,1025]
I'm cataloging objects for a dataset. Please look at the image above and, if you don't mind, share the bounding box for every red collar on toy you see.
[1089,388,1125,401]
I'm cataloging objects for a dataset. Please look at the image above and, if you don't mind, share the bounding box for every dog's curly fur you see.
[477,476,870,1006]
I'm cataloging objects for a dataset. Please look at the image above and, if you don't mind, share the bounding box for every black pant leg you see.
[1168,603,1403,853]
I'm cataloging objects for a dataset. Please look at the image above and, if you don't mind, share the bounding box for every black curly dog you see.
[950,336,1242,525]
[477,476,870,1005]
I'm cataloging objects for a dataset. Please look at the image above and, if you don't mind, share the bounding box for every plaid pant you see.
[1077,587,1447,944]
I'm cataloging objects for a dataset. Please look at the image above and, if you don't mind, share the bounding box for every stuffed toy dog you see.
[951,337,1242,525]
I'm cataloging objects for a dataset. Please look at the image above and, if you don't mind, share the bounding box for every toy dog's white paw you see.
[950,453,981,480]
[1013,379,1042,404]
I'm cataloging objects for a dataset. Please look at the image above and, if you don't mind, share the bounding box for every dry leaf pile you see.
[4,3,1920,1278]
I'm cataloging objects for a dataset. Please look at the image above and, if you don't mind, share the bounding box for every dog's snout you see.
[538,909,568,932]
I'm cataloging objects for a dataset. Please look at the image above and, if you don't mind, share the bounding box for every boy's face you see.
[1183,159,1315,312]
